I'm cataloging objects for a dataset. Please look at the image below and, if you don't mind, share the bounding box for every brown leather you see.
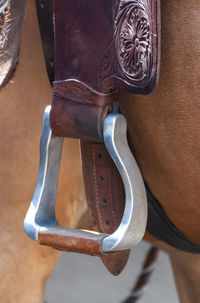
[81,141,130,275]
[39,231,105,256]
[47,0,160,275]
[35,0,54,83]
[50,0,160,140]
[53,81,116,107]
[52,0,160,95]
[50,80,117,140]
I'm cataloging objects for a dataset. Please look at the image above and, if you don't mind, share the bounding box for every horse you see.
[1,0,200,302]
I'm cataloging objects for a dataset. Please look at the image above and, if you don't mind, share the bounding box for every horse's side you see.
[121,0,200,301]
[1,0,200,302]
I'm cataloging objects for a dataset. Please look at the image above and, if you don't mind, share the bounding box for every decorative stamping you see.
[0,0,11,50]
[115,0,151,81]
[99,0,159,94]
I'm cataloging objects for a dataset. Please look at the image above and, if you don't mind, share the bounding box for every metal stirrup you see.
[24,106,147,254]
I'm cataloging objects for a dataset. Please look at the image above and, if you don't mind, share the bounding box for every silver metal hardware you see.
[24,106,147,252]
[102,113,147,251]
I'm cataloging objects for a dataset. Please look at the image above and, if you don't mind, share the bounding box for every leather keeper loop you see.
[50,80,118,141]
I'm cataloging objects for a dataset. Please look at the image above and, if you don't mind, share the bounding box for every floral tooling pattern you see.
[0,0,11,50]
[115,0,151,81]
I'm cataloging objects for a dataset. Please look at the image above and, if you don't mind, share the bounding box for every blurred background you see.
[45,241,179,303]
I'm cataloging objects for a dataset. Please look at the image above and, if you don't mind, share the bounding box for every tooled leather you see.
[53,0,160,95]
[46,0,159,275]
[0,0,25,90]
[53,81,117,107]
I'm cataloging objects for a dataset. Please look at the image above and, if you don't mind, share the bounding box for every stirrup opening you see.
[24,106,147,255]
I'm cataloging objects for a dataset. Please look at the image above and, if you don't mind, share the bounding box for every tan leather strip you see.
[38,232,104,256]
[81,140,130,275]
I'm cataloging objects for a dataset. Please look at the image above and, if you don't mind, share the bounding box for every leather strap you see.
[50,80,116,141]
[49,0,132,275]
[81,141,130,275]
[146,183,200,253]
[39,231,105,256]
[35,0,55,83]
[34,0,130,274]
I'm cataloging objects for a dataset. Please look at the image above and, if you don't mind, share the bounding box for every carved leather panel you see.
[0,0,25,90]
[54,0,160,95]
